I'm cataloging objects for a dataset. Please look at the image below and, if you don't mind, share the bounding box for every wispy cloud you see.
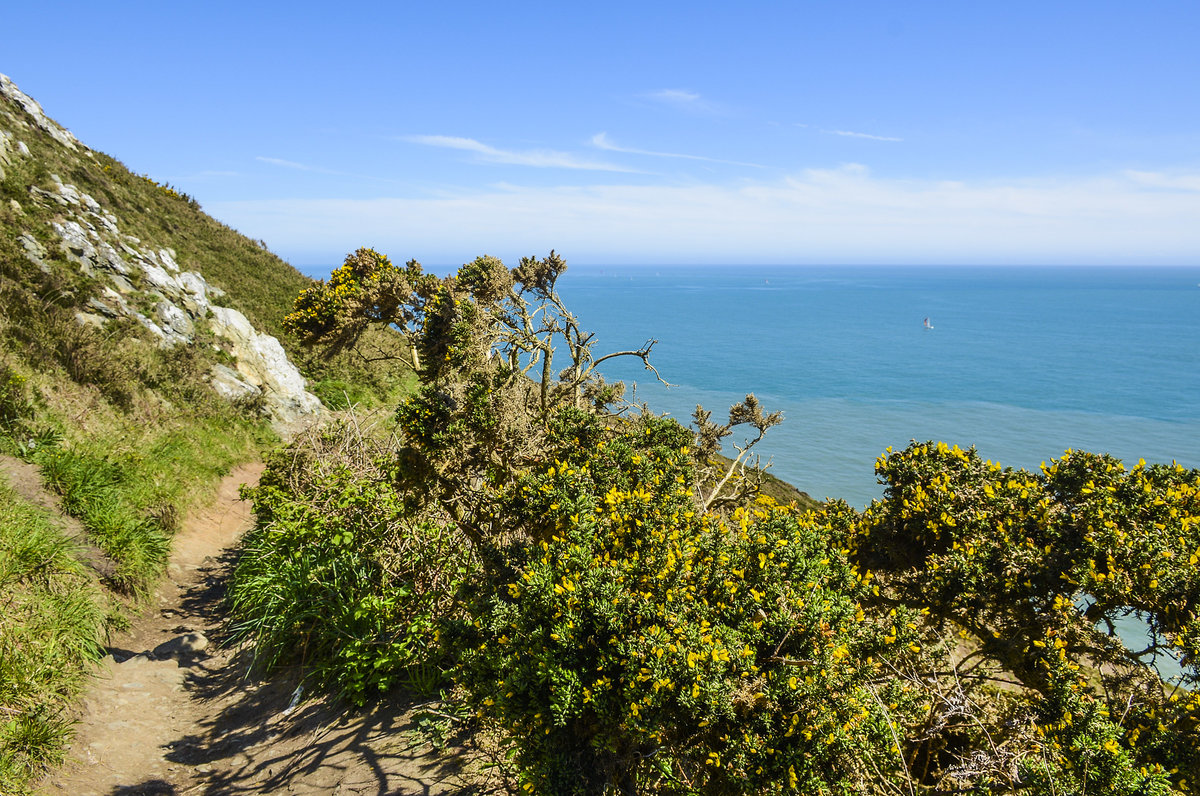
[256,156,407,184]
[210,168,1200,265]
[590,133,763,168]
[256,156,351,176]
[403,135,640,172]
[257,156,316,170]
[642,89,719,113]
[822,129,904,142]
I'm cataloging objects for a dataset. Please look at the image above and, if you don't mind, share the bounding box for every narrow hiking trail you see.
[32,462,489,796]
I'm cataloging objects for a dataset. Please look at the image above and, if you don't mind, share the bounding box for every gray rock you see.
[79,191,101,213]
[109,272,136,293]
[94,210,119,235]
[158,248,180,272]
[100,287,133,313]
[175,271,210,317]
[18,232,46,269]
[210,364,261,402]
[75,311,106,328]
[96,241,129,274]
[29,185,68,206]
[139,258,181,294]
[52,219,97,268]
[136,314,167,341]
[155,300,194,341]
[87,297,120,318]
[52,176,83,207]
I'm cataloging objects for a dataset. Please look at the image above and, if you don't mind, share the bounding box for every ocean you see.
[553,265,1200,508]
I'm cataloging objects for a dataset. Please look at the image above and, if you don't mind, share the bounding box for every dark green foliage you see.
[857,442,1200,794]
[230,419,474,703]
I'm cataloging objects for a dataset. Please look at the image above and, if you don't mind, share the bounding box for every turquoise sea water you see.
[554,265,1200,508]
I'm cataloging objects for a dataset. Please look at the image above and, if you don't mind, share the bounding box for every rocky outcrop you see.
[1,73,322,431]
[0,74,80,151]
[209,306,322,424]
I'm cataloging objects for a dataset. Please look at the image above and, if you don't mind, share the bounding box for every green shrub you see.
[230,418,474,703]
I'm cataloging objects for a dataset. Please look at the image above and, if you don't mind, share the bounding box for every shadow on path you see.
[129,546,492,795]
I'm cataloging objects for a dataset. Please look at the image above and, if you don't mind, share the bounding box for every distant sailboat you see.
[923,317,934,330]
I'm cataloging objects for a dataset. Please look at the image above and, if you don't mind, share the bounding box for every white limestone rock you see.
[52,220,97,269]
[96,241,129,274]
[155,300,194,343]
[158,248,180,272]
[175,272,210,317]
[210,364,261,402]
[18,233,48,271]
[208,306,322,426]
[139,258,181,294]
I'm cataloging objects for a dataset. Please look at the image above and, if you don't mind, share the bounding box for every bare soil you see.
[31,462,493,796]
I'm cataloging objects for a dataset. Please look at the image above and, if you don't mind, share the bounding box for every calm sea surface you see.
[553,265,1200,508]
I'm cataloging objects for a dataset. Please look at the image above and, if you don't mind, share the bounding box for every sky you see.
[4,1,1200,271]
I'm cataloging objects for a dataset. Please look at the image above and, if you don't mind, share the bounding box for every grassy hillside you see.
[0,75,410,792]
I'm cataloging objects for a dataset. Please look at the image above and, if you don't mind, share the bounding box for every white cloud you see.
[590,132,763,168]
[256,156,357,177]
[823,129,904,142]
[208,167,1200,265]
[642,89,718,113]
[403,135,640,172]
[1124,170,1200,191]
[257,156,316,170]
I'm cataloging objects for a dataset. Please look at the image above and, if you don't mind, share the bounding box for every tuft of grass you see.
[36,447,169,593]
[0,485,105,794]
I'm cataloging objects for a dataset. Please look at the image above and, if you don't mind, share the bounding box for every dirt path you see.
[36,463,489,796]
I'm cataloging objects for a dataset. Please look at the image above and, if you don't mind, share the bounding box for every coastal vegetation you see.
[3,71,1195,794]
[233,247,1200,794]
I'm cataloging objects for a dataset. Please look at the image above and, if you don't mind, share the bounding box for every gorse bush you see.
[452,410,930,793]
[856,442,1200,793]
[235,247,1200,794]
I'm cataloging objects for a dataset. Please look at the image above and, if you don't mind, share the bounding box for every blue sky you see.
[4,1,1199,269]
